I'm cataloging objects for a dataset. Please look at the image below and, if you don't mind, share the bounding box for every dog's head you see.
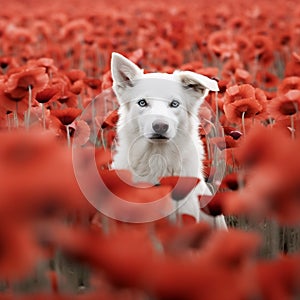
[111,52,219,142]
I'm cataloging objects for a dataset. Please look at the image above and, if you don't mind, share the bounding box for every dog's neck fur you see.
[127,138,182,183]
[113,116,203,184]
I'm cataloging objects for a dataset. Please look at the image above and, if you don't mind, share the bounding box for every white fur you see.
[111,52,227,229]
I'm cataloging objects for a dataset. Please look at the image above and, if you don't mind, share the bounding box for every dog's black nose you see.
[152,120,169,135]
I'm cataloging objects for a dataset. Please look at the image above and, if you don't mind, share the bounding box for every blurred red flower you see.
[247,34,274,67]
[51,107,82,125]
[268,90,300,120]
[35,87,59,104]
[207,30,236,60]
[278,76,300,95]
[224,84,268,125]
[0,221,42,280]
[5,66,49,99]
[285,52,300,77]
[256,255,300,300]
[256,71,279,89]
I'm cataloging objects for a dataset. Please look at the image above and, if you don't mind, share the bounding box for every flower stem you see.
[66,125,71,147]
[290,115,295,140]
[6,113,11,131]
[215,91,219,124]
[42,103,46,130]
[26,85,32,129]
[242,111,246,135]
[14,102,19,128]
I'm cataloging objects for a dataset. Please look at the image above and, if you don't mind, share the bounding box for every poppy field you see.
[1,0,300,298]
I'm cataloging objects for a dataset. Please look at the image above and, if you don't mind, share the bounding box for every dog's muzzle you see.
[149,120,169,140]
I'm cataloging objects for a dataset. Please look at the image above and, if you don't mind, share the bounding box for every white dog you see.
[111,52,227,228]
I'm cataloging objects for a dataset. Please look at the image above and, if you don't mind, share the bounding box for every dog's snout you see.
[152,120,169,135]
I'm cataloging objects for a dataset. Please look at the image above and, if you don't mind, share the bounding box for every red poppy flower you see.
[181,61,204,72]
[234,68,252,84]
[229,125,300,224]
[256,71,279,89]
[228,16,247,32]
[54,226,157,288]
[0,129,91,221]
[200,193,225,216]
[0,56,18,74]
[197,67,219,79]
[0,87,29,115]
[70,120,90,145]
[159,222,213,254]
[27,58,58,76]
[285,52,300,77]
[59,18,93,41]
[210,135,238,150]
[221,59,244,81]
[35,87,59,104]
[151,229,260,300]
[223,126,243,140]
[51,107,82,125]
[0,221,42,280]
[99,169,172,204]
[5,66,49,99]
[224,97,263,124]
[268,90,300,120]
[65,69,86,84]
[256,255,300,300]
[224,84,267,125]
[159,176,200,201]
[84,78,102,91]
[220,173,243,191]
[235,35,251,60]
[4,24,33,44]
[100,109,119,129]
[53,91,78,108]
[207,30,236,59]
[273,118,300,138]
[128,48,144,64]
[247,34,274,67]
[235,125,284,168]
[278,76,300,95]
[70,80,84,95]
[224,84,255,105]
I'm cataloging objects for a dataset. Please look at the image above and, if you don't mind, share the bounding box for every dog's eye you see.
[137,99,148,107]
[170,100,180,108]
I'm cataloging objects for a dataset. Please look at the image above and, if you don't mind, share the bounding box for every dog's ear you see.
[177,71,219,98]
[111,52,143,88]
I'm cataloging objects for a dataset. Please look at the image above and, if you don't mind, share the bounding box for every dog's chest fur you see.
[113,134,203,185]
[128,140,182,183]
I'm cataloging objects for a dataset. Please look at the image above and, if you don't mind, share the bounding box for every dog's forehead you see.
[132,73,183,99]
